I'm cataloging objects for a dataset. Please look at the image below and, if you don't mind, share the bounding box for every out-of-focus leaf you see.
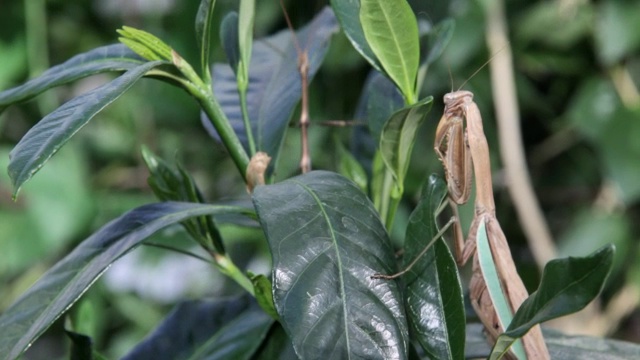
[220,12,240,75]
[360,0,419,103]
[359,71,405,143]
[0,44,144,111]
[123,296,273,360]
[515,1,593,48]
[403,175,464,360]
[8,60,166,198]
[203,7,339,166]
[330,0,382,71]
[595,0,640,65]
[65,330,94,360]
[196,0,216,80]
[238,0,255,88]
[490,245,615,359]
[252,171,409,359]
[466,323,640,359]
[379,97,433,191]
[0,202,254,360]
[421,19,455,67]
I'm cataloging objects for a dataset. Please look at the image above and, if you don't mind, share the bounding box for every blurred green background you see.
[1,0,639,358]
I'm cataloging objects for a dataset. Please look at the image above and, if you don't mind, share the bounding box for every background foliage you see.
[0,0,639,358]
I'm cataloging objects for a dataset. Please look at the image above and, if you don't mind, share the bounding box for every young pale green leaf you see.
[0,44,144,111]
[330,0,382,71]
[0,202,254,360]
[248,272,279,320]
[122,296,273,360]
[238,0,255,88]
[403,175,465,360]
[360,0,419,103]
[117,26,173,61]
[379,97,433,191]
[220,11,241,75]
[195,0,217,82]
[8,61,166,198]
[335,139,368,193]
[252,171,409,359]
[489,245,615,359]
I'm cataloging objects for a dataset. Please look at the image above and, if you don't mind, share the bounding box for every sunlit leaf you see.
[330,0,382,71]
[360,0,419,103]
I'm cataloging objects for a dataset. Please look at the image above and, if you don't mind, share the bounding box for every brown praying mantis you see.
[373,88,550,358]
[438,90,549,359]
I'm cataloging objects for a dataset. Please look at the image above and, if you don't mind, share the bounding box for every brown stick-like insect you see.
[438,90,549,359]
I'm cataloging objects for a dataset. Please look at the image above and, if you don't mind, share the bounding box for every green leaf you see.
[421,18,455,67]
[476,220,526,359]
[238,0,255,88]
[252,171,409,359]
[122,296,273,360]
[220,11,240,75]
[360,71,405,143]
[403,175,465,360]
[335,139,368,193]
[379,97,433,191]
[196,0,217,82]
[360,0,419,103]
[0,202,254,360]
[489,245,615,359]
[248,272,279,320]
[0,44,144,111]
[8,60,165,198]
[330,0,382,71]
[252,323,298,360]
[65,330,94,360]
[117,26,173,61]
[204,7,338,166]
[595,0,640,65]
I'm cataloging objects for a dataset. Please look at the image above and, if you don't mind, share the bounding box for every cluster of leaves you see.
[0,0,635,359]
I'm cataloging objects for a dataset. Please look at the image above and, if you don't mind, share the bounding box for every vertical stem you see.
[239,87,256,156]
[299,53,311,173]
[25,0,57,114]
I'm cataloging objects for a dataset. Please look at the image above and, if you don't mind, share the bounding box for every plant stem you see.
[239,87,256,155]
[213,253,254,296]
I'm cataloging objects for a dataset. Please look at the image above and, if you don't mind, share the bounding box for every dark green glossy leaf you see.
[252,323,298,360]
[196,0,217,79]
[220,11,240,75]
[0,202,253,360]
[361,71,405,143]
[252,171,409,359]
[490,245,615,359]
[403,175,464,360]
[380,97,433,190]
[330,0,382,71]
[8,60,165,198]
[123,296,273,360]
[203,7,338,165]
[0,44,144,110]
[360,0,419,103]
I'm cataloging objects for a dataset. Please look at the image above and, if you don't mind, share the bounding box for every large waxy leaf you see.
[489,245,615,359]
[330,0,382,71]
[252,171,409,359]
[0,44,144,111]
[360,0,419,103]
[123,296,273,360]
[203,7,339,165]
[8,60,165,197]
[403,175,464,360]
[0,202,254,360]
[379,97,433,190]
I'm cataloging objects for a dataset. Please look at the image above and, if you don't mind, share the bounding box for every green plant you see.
[0,1,633,359]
